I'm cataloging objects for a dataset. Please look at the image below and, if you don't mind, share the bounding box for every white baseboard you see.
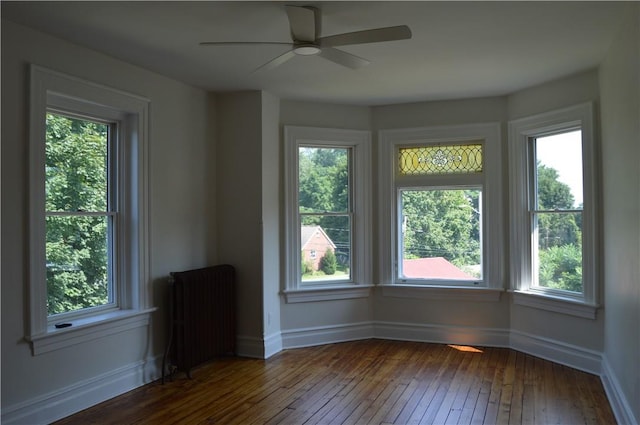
[236,333,283,359]
[601,356,638,425]
[264,332,283,359]
[1,356,161,425]
[373,321,510,347]
[236,335,267,358]
[281,321,374,349]
[509,330,602,375]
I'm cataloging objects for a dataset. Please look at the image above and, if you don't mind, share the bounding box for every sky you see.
[535,130,583,208]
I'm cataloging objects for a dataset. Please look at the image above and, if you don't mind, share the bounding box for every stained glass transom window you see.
[399,143,483,175]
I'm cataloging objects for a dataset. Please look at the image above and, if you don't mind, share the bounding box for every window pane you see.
[399,143,483,175]
[46,113,109,212]
[534,211,583,293]
[301,215,351,282]
[399,189,482,281]
[298,147,349,213]
[46,215,111,315]
[535,131,583,210]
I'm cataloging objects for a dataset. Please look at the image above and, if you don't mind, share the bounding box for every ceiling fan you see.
[200,5,412,72]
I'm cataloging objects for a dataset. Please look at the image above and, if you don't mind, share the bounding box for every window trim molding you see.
[380,284,503,302]
[508,102,600,310]
[28,65,152,354]
[378,123,504,292]
[283,285,374,303]
[283,126,371,298]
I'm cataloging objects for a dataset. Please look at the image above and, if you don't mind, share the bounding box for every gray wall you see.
[599,4,640,422]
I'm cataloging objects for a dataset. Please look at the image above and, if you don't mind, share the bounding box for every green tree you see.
[401,189,480,267]
[45,113,110,315]
[299,147,350,262]
[536,165,580,249]
[320,249,337,275]
[536,163,582,292]
[538,244,582,292]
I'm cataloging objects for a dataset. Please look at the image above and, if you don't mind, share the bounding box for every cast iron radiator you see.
[162,264,236,382]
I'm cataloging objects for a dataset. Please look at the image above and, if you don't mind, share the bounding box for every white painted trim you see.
[236,335,269,359]
[601,356,638,425]
[511,290,599,319]
[283,285,373,303]
[373,321,510,347]
[380,284,503,302]
[281,322,374,349]
[27,308,156,355]
[263,332,283,359]
[510,330,601,374]
[1,355,161,425]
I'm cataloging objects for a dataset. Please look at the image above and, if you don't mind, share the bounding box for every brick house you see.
[301,226,336,271]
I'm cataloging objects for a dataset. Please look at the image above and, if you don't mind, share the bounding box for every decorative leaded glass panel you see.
[399,143,483,175]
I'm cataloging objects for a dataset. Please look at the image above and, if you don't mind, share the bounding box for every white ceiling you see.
[2,1,631,106]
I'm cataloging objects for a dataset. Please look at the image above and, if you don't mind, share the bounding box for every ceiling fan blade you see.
[200,41,293,47]
[252,50,297,73]
[285,5,317,42]
[317,47,370,69]
[318,25,412,48]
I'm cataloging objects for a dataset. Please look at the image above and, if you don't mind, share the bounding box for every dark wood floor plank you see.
[397,343,456,424]
[52,340,616,425]
[455,347,486,425]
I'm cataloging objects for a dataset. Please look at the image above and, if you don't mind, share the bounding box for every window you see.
[379,124,503,298]
[299,147,351,283]
[45,112,115,316]
[28,66,152,354]
[284,126,371,302]
[509,103,599,317]
[399,187,482,283]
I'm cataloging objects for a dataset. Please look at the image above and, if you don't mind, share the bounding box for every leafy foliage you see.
[401,189,481,268]
[45,113,110,315]
[538,244,582,292]
[299,147,351,260]
[535,164,583,292]
[320,249,338,275]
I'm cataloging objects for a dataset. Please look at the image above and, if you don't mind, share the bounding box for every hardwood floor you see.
[54,340,616,424]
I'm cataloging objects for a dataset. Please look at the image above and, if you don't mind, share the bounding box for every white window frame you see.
[27,66,154,355]
[379,123,504,301]
[508,103,599,318]
[283,126,372,303]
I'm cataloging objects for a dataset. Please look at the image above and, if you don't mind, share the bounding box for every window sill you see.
[26,308,157,355]
[283,285,374,303]
[380,284,504,302]
[511,290,599,319]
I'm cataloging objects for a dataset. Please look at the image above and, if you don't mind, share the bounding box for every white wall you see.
[599,4,640,424]
[215,92,266,356]
[1,20,216,423]
[261,92,283,357]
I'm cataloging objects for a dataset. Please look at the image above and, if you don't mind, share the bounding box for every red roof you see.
[402,257,475,279]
